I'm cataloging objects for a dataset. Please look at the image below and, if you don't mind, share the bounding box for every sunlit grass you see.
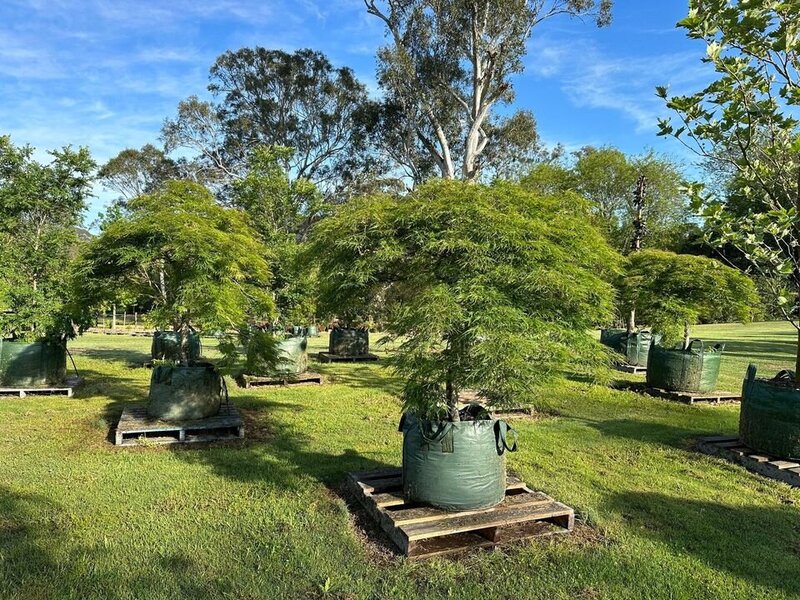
[0,324,798,599]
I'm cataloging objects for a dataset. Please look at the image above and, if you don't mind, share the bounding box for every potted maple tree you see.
[312,180,617,510]
[78,181,273,420]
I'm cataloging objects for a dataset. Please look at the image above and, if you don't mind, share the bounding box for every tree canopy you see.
[366,0,611,181]
[0,136,95,340]
[231,146,322,325]
[657,0,800,375]
[77,180,274,361]
[618,250,758,348]
[311,179,618,420]
[163,48,380,197]
[521,147,691,252]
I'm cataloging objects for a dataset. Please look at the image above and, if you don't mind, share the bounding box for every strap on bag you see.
[688,339,705,355]
[494,420,518,455]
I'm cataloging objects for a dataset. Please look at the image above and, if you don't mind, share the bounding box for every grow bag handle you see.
[495,420,518,455]
[687,339,705,354]
[220,373,230,405]
[65,346,80,378]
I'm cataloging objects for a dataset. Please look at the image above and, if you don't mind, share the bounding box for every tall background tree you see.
[521,146,692,253]
[657,0,800,376]
[0,136,95,339]
[365,0,612,181]
[162,48,382,198]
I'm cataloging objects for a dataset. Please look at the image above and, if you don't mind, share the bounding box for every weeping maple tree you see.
[77,181,274,364]
[311,179,618,421]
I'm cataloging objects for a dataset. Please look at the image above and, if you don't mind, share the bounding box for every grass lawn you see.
[1,323,799,599]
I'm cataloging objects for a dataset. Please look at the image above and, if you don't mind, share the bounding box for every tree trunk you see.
[795,327,800,384]
[178,317,191,367]
[627,309,636,335]
[445,379,460,422]
[683,321,691,351]
[112,304,117,332]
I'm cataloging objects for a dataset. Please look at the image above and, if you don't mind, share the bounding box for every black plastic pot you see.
[0,340,67,387]
[147,362,225,421]
[151,331,202,362]
[600,329,660,367]
[329,327,369,356]
[399,413,517,511]
[646,340,724,393]
[740,365,800,460]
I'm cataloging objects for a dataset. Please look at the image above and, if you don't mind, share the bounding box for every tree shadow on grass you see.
[579,417,720,451]
[0,485,267,598]
[602,491,800,597]
[71,347,151,368]
[310,361,405,397]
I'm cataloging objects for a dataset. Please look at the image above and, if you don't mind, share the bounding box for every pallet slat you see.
[347,468,574,559]
[698,437,800,488]
[620,383,740,404]
[316,352,379,363]
[0,376,82,398]
[236,371,324,388]
[115,403,245,446]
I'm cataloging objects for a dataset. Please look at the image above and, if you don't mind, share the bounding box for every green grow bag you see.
[246,335,309,376]
[646,340,724,393]
[740,365,800,460]
[151,331,201,362]
[0,340,67,387]
[329,327,369,356]
[600,329,661,367]
[307,325,319,337]
[147,362,224,421]
[400,413,518,511]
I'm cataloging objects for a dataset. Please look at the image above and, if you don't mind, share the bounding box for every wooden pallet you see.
[236,371,324,388]
[614,363,647,374]
[457,390,536,420]
[317,352,379,363]
[698,436,800,487]
[0,376,82,398]
[114,403,244,446]
[347,468,574,559]
[619,382,740,404]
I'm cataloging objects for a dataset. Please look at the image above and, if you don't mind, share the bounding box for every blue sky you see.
[0,1,711,221]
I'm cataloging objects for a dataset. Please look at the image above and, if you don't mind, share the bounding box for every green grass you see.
[1,324,799,600]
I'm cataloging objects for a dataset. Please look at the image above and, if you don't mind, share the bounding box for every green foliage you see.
[164,49,380,196]
[367,0,611,181]
[311,179,618,418]
[618,250,759,346]
[0,136,95,340]
[522,147,691,252]
[98,144,180,204]
[77,180,274,341]
[658,1,800,343]
[231,146,322,325]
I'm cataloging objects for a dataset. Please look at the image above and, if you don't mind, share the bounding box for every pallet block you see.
[0,376,82,398]
[698,436,800,487]
[614,363,647,374]
[236,371,324,388]
[114,403,244,446]
[316,352,379,363]
[347,468,574,558]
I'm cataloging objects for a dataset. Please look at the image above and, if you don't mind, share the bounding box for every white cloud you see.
[527,36,712,135]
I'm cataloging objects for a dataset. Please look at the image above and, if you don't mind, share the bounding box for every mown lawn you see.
[1,323,799,600]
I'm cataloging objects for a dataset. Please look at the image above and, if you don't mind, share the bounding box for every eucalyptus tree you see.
[163,48,381,196]
[365,0,612,181]
[657,0,800,377]
[98,144,183,205]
